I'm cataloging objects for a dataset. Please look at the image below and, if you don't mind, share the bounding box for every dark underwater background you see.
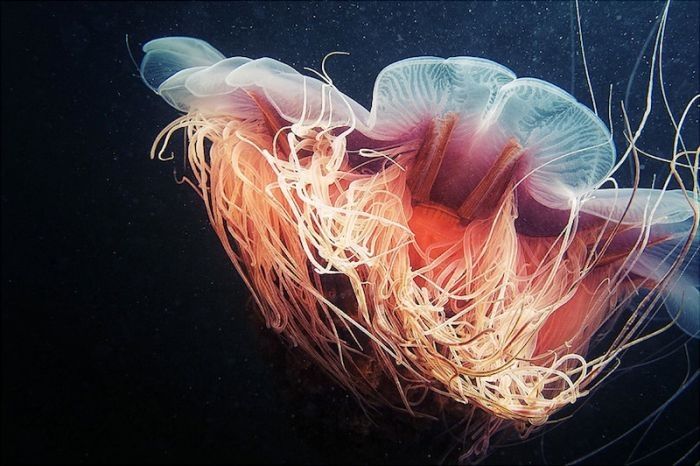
[2,1,698,464]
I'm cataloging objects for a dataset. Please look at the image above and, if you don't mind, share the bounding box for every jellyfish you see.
[139,9,698,461]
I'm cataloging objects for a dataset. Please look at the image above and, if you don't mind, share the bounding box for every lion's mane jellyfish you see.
[141,30,698,457]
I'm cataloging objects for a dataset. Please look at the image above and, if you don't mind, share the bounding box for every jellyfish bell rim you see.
[141,38,617,215]
[140,36,225,92]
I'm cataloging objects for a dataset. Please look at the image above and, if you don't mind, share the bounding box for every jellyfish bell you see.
[140,18,699,462]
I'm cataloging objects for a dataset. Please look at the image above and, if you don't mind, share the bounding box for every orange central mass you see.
[407,200,624,359]
[407,202,465,269]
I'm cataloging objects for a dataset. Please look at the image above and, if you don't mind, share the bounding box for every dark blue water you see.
[2,1,698,464]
